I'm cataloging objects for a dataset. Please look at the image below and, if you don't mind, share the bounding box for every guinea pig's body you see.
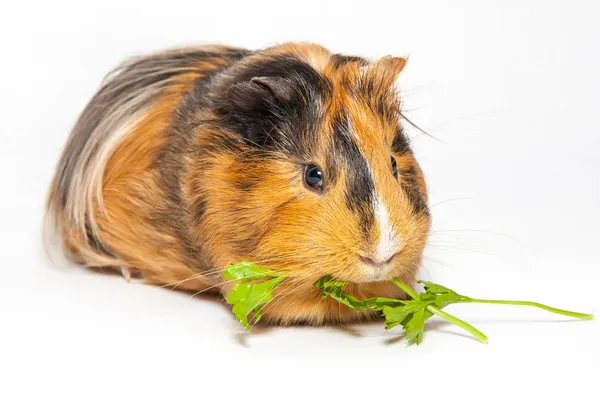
[46,42,431,325]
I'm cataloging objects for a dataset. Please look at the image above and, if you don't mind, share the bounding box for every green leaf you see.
[382,301,429,330]
[226,275,285,330]
[314,275,350,289]
[433,292,465,309]
[362,297,408,311]
[223,263,286,330]
[222,260,284,282]
[381,305,410,330]
[314,275,366,311]
[418,280,458,296]
[322,287,365,311]
[403,307,430,345]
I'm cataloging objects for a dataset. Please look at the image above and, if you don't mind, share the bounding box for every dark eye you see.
[391,156,398,179]
[304,164,324,192]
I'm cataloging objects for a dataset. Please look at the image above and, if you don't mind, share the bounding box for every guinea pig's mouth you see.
[355,253,398,283]
[359,268,392,283]
[347,262,394,284]
[328,252,402,284]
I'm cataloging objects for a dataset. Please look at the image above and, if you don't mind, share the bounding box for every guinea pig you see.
[45,42,431,326]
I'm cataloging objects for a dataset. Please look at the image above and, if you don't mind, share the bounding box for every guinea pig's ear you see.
[373,56,407,74]
[369,55,408,87]
[226,76,296,112]
[217,75,304,146]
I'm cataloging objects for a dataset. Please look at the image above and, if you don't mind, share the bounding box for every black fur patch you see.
[399,164,428,215]
[328,111,376,232]
[211,55,331,160]
[392,126,410,154]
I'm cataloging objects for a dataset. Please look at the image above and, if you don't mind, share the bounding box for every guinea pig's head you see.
[199,43,430,286]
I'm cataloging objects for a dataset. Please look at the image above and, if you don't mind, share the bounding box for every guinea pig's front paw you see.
[258,281,405,326]
[262,298,380,327]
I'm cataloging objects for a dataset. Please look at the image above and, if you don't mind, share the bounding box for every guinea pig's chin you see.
[356,264,394,283]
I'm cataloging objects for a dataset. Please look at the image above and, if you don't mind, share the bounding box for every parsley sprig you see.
[222,261,286,330]
[315,275,488,344]
[223,262,594,344]
[316,275,593,344]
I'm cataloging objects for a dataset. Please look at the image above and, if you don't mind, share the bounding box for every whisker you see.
[399,111,445,144]
[185,270,303,300]
[429,229,534,255]
[429,197,472,208]
[160,269,227,290]
[259,278,309,316]
[426,110,497,132]
[422,255,458,271]
[426,244,506,260]
[247,278,310,328]
[186,280,239,299]
[419,265,433,280]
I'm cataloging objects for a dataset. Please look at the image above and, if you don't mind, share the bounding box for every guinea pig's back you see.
[45,45,248,288]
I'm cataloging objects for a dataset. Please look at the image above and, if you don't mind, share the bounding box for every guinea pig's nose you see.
[359,253,396,268]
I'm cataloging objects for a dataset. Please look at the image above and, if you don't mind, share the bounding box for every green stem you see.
[391,278,420,299]
[427,305,489,344]
[460,298,594,320]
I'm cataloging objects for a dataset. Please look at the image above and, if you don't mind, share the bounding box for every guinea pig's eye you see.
[391,156,398,179]
[304,164,324,192]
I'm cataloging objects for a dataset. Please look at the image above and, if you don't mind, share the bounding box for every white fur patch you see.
[373,198,401,264]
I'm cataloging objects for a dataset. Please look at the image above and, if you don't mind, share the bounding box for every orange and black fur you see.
[45,42,431,325]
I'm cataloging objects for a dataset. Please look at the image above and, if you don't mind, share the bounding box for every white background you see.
[1,1,599,398]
